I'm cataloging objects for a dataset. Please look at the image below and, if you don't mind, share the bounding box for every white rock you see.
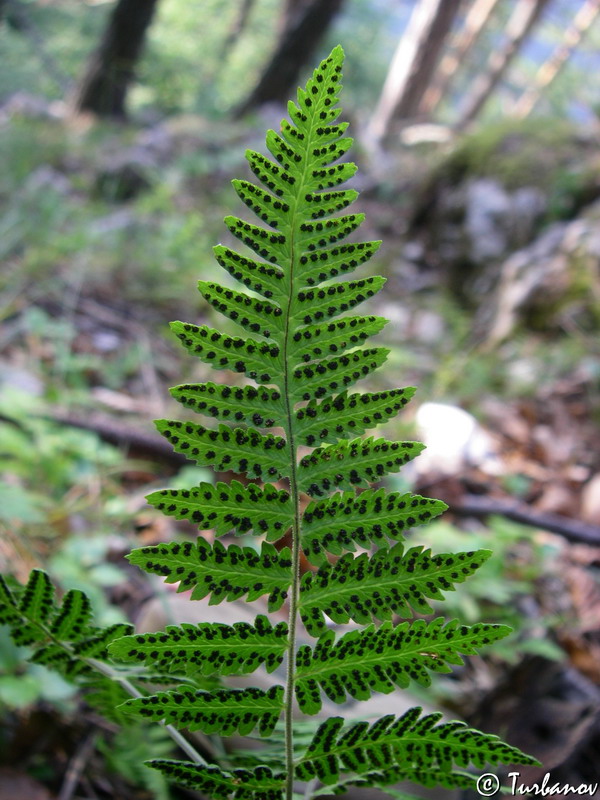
[414,402,501,476]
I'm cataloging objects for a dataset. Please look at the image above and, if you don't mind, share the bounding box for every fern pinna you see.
[0,46,539,799]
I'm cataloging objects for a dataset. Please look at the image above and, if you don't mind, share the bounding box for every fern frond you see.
[289,347,389,403]
[155,420,289,480]
[199,279,285,337]
[300,489,447,565]
[127,540,291,610]
[291,315,386,365]
[295,387,415,447]
[291,275,386,325]
[319,766,477,795]
[298,436,425,497]
[109,614,288,677]
[299,545,490,637]
[295,618,511,713]
[146,480,292,541]
[65,43,537,798]
[296,709,540,785]
[221,218,287,270]
[170,321,283,384]
[85,675,133,724]
[12,568,56,644]
[50,588,92,639]
[213,245,284,299]
[147,761,284,800]
[0,570,141,718]
[170,382,286,429]
[73,623,135,657]
[122,685,284,737]
[297,241,382,286]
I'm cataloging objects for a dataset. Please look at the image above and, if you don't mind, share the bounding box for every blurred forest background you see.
[1,0,600,798]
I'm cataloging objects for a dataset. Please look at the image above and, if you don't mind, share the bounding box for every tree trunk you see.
[366,0,462,143]
[418,0,502,117]
[512,0,600,118]
[72,0,160,119]
[277,0,311,36]
[3,0,69,92]
[455,0,551,131]
[234,0,345,117]
[219,0,256,61]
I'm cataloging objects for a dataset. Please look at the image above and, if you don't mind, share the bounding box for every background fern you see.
[0,46,540,800]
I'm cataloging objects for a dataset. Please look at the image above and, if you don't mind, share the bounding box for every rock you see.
[469,656,600,791]
[582,473,600,524]
[0,91,65,123]
[94,150,154,201]
[485,200,600,344]
[413,402,502,477]
[26,165,72,196]
[0,769,53,800]
[465,178,513,262]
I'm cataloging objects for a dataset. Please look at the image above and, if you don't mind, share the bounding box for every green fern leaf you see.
[0,575,21,626]
[109,614,288,677]
[295,387,415,447]
[296,241,382,286]
[7,569,56,645]
[85,675,132,725]
[170,321,283,384]
[122,685,284,737]
[213,245,285,299]
[222,217,287,269]
[291,315,386,364]
[289,347,389,403]
[301,489,447,564]
[50,589,92,640]
[127,540,291,611]
[170,382,286,429]
[155,420,289,480]
[18,568,55,624]
[298,436,425,497]
[296,709,539,785]
[323,765,477,795]
[26,589,96,673]
[295,618,511,713]
[199,280,285,337]
[299,546,491,636]
[0,574,17,607]
[147,761,284,800]
[291,275,386,325]
[146,480,292,541]
[73,623,134,657]
[80,43,538,798]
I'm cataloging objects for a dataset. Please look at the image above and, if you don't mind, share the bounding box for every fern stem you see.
[282,169,305,800]
[283,471,301,800]
[24,609,210,767]
[283,316,302,800]
[86,658,210,765]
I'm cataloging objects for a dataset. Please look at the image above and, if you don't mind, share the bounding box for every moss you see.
[440,118,577,191]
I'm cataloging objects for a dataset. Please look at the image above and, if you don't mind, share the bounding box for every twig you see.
[453,494,600,546]
[4,0,70,93]
[45,409,186,467]
[58,731,97,800]
[87,657,213,764]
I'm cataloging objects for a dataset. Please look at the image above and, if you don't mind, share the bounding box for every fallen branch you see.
[454,494,600,546]
[46,409,186,468]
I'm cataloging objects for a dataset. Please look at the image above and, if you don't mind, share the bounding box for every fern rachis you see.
[0,46,540,799]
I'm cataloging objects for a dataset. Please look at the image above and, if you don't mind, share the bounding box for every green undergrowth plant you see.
[0,46,539,799]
